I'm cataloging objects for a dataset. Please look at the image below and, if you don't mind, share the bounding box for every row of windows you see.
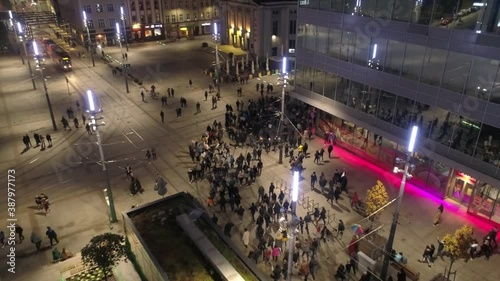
[131,14,162,24]
[83,4,115,13]
[299,0,499,35]
[161,1,213,9]
[165,12,210,22]
[297,24,500,105]
[295,64,500,176]
[130,1,160,11]
[85,18,118,29]
[271,20,297,36]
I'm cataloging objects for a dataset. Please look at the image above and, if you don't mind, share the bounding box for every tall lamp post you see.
[120,6,129,52]
[82,11,95,67]
[213,23,221,97]
[85,90,118,223]
[278,58,288,164]
[380,125,418,280]
[9,10,24,65]
[33,41,57,131]
[16,22,36,90]
[116,22,130,93]
[287,171,299,281]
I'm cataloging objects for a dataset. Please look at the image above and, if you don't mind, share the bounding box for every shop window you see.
[476,123,500,166]
[448,171,476,206]
[470,181,499,220]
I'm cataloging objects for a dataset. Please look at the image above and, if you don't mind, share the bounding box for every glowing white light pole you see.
[82,11,95,67]
[213,22,221,97]
[120,6,129,51]
[380,125,418,280]
[33,41,57,130]
[9,11,24,65]
[85,90,118,223]
[17,22,36,89]
[287,171,299,281]
[116,22,129,93]
[278,58,288,164]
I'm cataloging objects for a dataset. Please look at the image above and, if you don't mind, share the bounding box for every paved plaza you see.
[0,22,499,281]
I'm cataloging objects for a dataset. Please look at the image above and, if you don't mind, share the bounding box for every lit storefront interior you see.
[317,110,500,224]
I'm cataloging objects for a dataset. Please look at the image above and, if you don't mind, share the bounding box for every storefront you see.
[131,23,163,41]
[317,109,500,225]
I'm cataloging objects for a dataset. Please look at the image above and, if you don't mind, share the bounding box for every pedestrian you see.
[15,224,25,243]
[82,113,86,124]
[212,213,218,224]
[146,150,151,161]
[189,79,192,89]
[85,123,92,135]
[397,268,406,281]
[337,219,345,239]
[46,227,59,246]
[224,222,234,237]
[34,133,41,146]
[42,198,51,215]
[76,100,80,111]
[272,245,280,261]
[328,143,333,158]
[25,134,33,147]
[242,228,250,248]
[160,110,164,123]
[204,90,208,101]
[125,52,128,60]
[487,226,498,248]
[433,203,443,226]
[73,117,79,128]
[481,237,492,260]
[46,134,52,146]
[40,135,46,149]
[30,231,42,250]
[418,245,432,267]
[22,135,29,148]
[141,91,145,102]
[469,239,478,260]
[436,236,444,258]
[196,102,201,113]
[151,147,157,160]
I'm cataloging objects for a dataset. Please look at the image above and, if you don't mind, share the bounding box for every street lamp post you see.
[120,6,129,52]
[16,22,36,90]
[278,58,288,164]
[213,23,221,98]
[287,171,299,281]
[85,90,118,223]
[82,11,95,67]
[116,22,130,93]
[33,41,57,131]
[380,125,419,281]
[9,11,24,65]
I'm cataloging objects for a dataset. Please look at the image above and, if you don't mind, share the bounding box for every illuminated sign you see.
[201,23,211,26]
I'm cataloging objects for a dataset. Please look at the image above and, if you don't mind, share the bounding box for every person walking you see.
[189,79,193,89]
[487,226,498,248]
[46,227,59,246]
[86,123,92,135]
[151,147,157,160]
[22,135,29,148]
[160,110,164,123]
[146,150,152,161]
[327,143,333,158]
[141,91,145,102]
[433,203,443,226]
[242,228,250,248]
[15,224,25,243]
[310,172,317,191]
[46,134,52,146]
[73,117,79,128]
[204,90,208,101]
[30,231,42,250]
[196,102,201,113]
[34,133,41,146]
[40,135,46,149]
[25,134,33,147]
[42,198,51,215]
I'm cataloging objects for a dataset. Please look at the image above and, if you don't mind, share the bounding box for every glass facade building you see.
[292,0,500,224]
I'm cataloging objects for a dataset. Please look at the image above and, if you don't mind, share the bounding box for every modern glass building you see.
[292,0,500,225]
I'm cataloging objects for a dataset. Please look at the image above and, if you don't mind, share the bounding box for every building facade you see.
[293,0,500,225]
[126,0,164,40]
[162,0,219,39]
[52,0,131,46]
[219,0,297,58]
